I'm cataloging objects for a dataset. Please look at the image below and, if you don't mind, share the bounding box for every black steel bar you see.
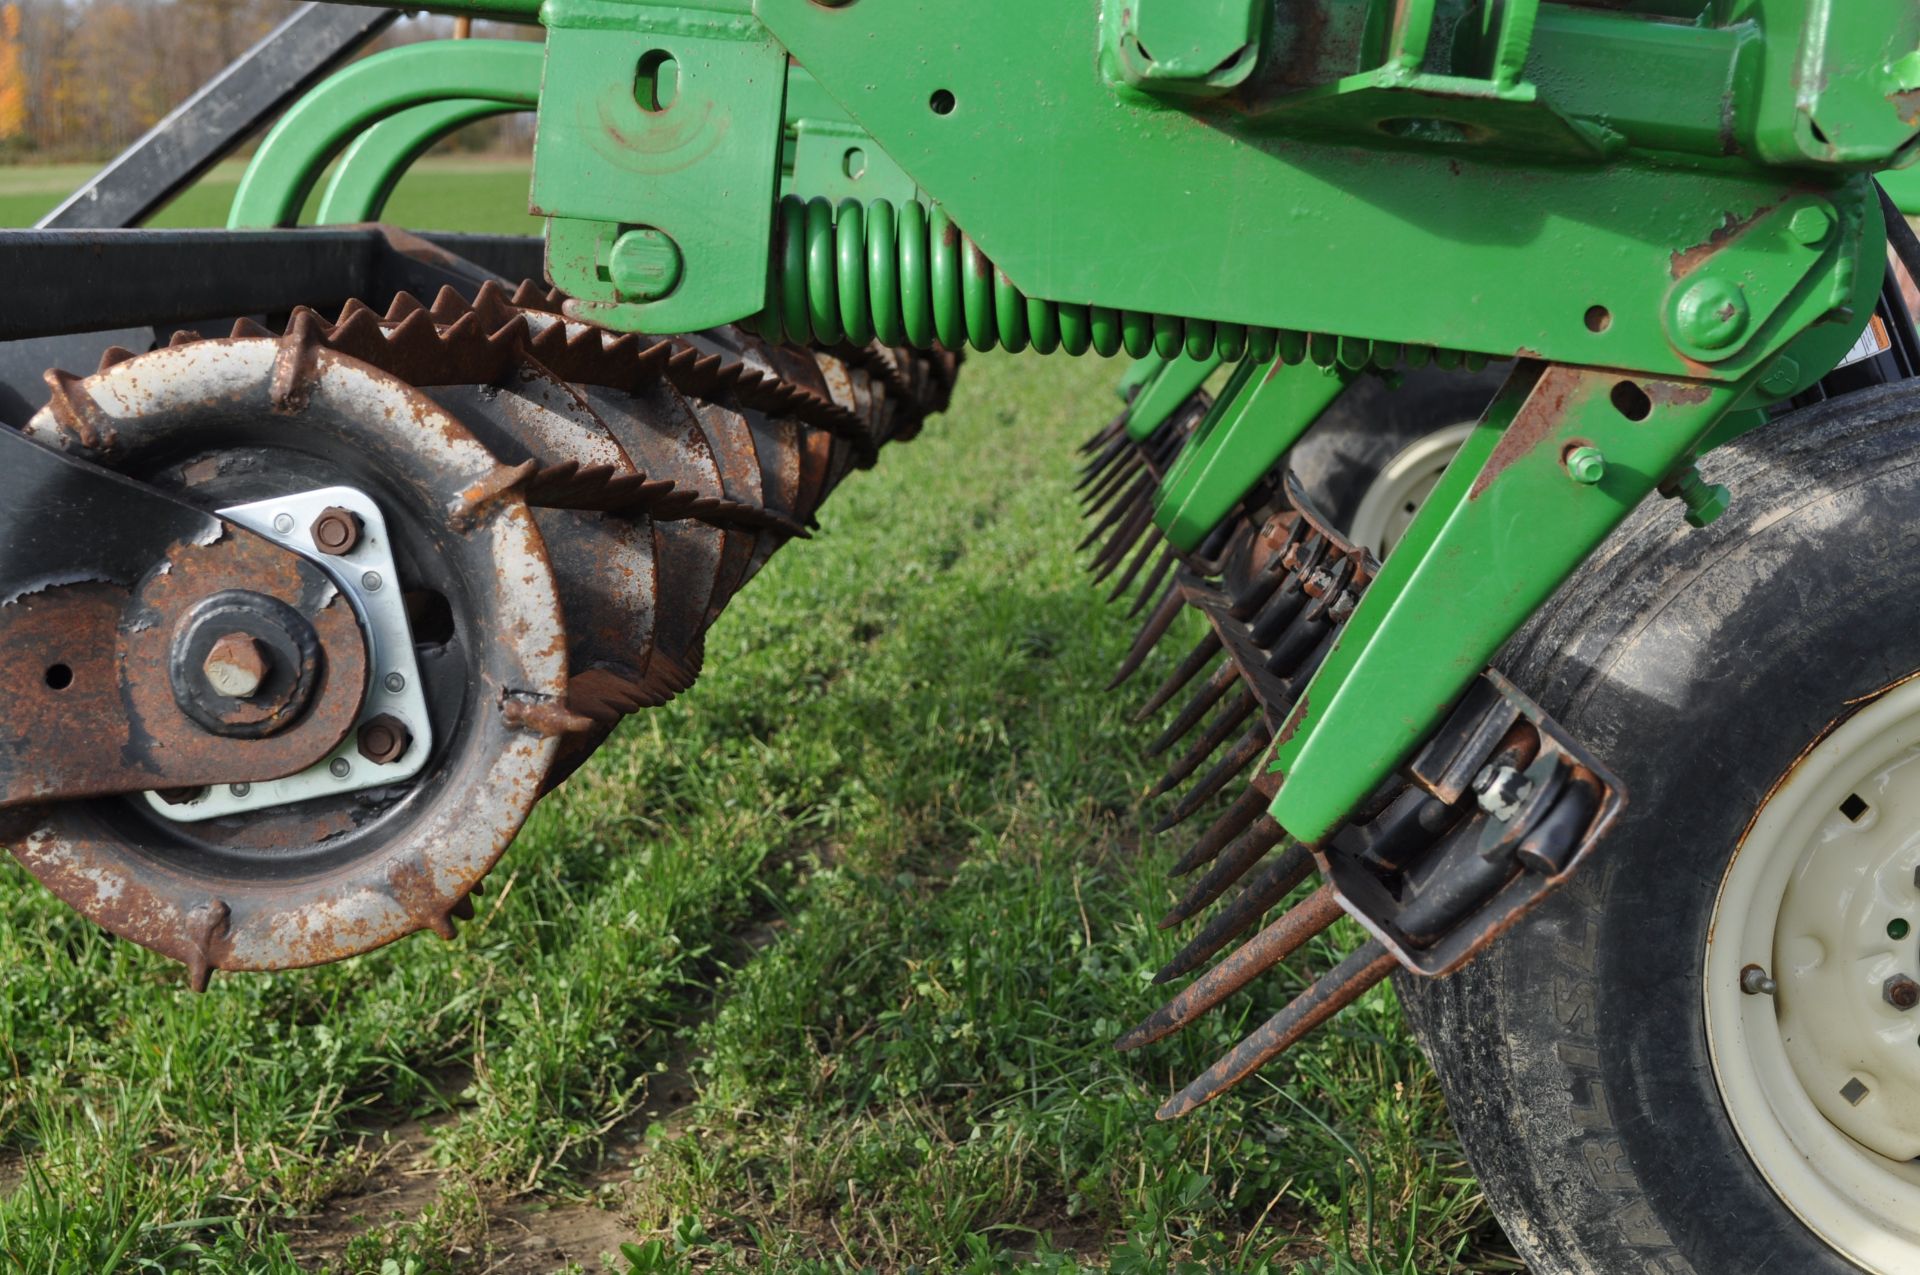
[0,229,542,340]
[36,4,399,231]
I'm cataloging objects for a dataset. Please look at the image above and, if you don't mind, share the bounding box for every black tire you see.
[1287,363,1508,533]
[1398,380,1920,1274]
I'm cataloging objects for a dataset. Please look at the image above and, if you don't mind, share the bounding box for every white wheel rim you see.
[1346,422,1475,557]
[1707,675,1920,1272]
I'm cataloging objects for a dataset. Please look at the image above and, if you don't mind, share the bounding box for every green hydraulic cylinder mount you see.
[270,0,1915,859]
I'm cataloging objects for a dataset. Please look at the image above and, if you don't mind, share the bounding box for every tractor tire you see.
[1286,363,1508,555]
[1399,379,1920,1274]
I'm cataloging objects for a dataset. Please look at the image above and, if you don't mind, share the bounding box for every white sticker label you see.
[1837,315,1893,370]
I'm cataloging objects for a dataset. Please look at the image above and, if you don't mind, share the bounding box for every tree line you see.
[0,0,534,161]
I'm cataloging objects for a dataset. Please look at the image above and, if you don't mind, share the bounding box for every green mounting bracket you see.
[1152,359,1354,551]
[229,39,542,228]
[316,98,524,225]
[1125,353,1222,442]
[534,0,786,331]
[1104,0,1265,98]
[784,67,921,209]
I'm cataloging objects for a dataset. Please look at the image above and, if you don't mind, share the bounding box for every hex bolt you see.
[1672,277,1751,353]
[1474,764,1532,822]
[1563,445,1607,485]
[1740,964,1778,996]
[356,713,413,766]
[1789,203,1834,248]
[1659,465,1731,529]
[607,228,684,302]
[201,632,271,699]
[310,506,364,556]
[1885,974,1920,1011]
[1760,355,1802,398]
[155,786,208,806]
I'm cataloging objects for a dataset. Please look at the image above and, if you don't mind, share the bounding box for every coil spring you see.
[755,195,1489,371]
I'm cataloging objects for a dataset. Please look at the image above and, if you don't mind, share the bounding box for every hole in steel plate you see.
[635,50,679,113]
[1610,381,1652,422]
[44,663,73,690]
[929,89,956,116]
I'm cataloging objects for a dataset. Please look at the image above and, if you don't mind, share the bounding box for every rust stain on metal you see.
[1670,202,1778,280]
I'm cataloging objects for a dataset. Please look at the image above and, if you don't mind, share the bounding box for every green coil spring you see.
[754,195,1489,371]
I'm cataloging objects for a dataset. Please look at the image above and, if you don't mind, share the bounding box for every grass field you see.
[0,160,1516,1273]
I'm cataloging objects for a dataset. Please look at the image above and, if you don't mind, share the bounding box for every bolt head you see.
[201,632,270,699]
[1789,203,1834,248]
[1563,445,1607,485]
[1760,355,1803,398]
[310,507,363,556]
[608,228,684,303]
[356,713,413,766]
[1673,277,1751,353]
[1684,482,1732,529]
[1885,974,1920,1011]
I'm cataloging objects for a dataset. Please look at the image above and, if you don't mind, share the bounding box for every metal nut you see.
[356,713,412,766]
[1884,974,1919,1011]
[201,632,271,699]
[310,506,363,556]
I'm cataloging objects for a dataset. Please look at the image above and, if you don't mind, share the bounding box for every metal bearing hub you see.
[1706,677,1920,1271]
[1345,421,1475,557]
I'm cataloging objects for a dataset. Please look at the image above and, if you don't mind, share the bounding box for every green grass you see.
[0,165,1515,1272]
[0,156,540,232]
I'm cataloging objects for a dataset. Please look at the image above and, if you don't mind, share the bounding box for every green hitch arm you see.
[229,39,541,229]
[316,99,526,225]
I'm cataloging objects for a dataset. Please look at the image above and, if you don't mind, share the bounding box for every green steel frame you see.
[246,0,1919,864]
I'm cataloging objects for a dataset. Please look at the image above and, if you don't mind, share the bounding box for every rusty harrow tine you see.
[1155,844,1320,984]
[1128,546,1179,617]
[1078,469,1148,547]
[1080,450,1143,515]
[1106,527,1165,603]
[1146,662,1241,757]
[1159,817,1288,928]
[1090,502,1157,583]
[1077,429,1133,486]
[1154,722,1271,831]
[1108,586,1185,690]
[1133,632,1223,722]
[1147,691,1260,799]
[1148,689,1259,797]
[1168,784,1270,876]
[1155,942,1396,1119]
[1079,413,1123,451]
[1116,883,1345,1052]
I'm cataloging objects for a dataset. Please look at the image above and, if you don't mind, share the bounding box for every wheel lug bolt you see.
[201,632,271,699]
[356,713,412,766]
[1740,964,1778,996]
[310,506,363,556]
[1884,974,1920,1011]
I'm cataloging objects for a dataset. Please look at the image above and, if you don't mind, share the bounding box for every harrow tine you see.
[1090,504,1157,583]
[1168,784,1270,876]
[1159,819,1289,928]
[1116,883,1344,1052]
[1078,411,1126,456]
[1078,472,1146,549]
[1146,662,1241,757]
[1106,528,1165,603]
[1077,430,1133,487]
[1147,691,1259,798]
[1108,586,1185,691]
[1155,942,1396,1119]
[1128,547,1178,618]
[1154,844,1319,983]
[1153,723,1271,831]
[1132,632,1223,722]
[1080,452,1143,516]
